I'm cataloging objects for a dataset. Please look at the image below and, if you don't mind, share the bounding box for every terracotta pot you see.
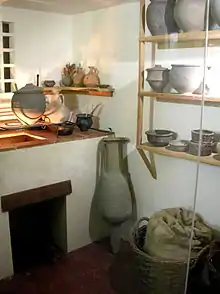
[169,65,203,94]
[211,0,220,26]
[73,67,85,86]
[146,0,179,36]
[174,0,207,32]
[84,66,100,87]
[146,65,169,92]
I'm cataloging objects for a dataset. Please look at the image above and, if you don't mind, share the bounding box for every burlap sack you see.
[144,207,213,261]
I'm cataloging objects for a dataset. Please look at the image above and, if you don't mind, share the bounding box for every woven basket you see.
[128,217,209,294]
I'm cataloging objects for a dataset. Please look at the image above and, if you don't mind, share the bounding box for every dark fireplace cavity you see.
[1,181,72,273]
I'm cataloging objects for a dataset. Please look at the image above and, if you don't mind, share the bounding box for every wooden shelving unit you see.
[136,0,220,179]
[44,86,114,97]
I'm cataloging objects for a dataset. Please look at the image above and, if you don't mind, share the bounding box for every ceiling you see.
[1,0,137,15]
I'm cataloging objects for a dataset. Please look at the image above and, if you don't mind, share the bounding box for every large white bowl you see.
[169,65,203,94]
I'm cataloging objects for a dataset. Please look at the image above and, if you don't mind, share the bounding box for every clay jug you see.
[84,66,100,87]
[94,137,133,253]
[73,67,85,86]
[146,0,179,36]
[174,0,207,32]
[95,137,132,223]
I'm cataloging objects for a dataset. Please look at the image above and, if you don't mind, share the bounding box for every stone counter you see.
[0,134,109,280]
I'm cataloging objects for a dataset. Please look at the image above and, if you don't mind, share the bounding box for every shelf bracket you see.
[137,148,157,179]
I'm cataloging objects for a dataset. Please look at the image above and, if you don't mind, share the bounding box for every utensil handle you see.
[58,94,64,105]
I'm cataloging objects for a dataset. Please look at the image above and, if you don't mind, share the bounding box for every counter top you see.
[0,127,113,152]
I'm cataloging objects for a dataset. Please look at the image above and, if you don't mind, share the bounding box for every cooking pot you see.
[12,83,46,125]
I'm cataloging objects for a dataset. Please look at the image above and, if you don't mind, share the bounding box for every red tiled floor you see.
[0,242,116,294]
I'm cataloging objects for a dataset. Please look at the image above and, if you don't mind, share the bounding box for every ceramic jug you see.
[146,0,179,36]
[73,67,85,86]
[83,66,100,87]
[174,0,207,32]
[94,137,133,252]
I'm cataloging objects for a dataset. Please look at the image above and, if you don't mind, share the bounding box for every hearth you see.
[1,181,72,274]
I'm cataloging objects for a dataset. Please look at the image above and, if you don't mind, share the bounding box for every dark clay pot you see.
[146,0,179,36]
[76,114,93,132]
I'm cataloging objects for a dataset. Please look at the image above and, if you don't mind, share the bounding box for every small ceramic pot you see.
[169,65,203,94]
[61,75,73,87]
[43,80,56,87]
[167,140,189,152]
[146,129,177,147]
[174,0,207,32]
[191,129,215,143]
[146,65,169,92]
[189,141,213,156]
[83,67,100,87]
[146,0,179,36]
[211,0,220,26]
[76,114,93,132]
[73,67,85,86]
[58,122,75,136]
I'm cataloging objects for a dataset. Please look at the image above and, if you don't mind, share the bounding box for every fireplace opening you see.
[9,196,67,273]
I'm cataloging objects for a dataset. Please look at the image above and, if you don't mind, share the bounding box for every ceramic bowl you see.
[169,65,203,94]
[43,80,56,87]
[191,129,215,144]
[189,141,213,156]
[145,129,177,147]
[166,140,189,152]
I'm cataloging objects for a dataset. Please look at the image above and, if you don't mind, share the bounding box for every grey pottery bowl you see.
[146,129,177,147]
[169,65,203,94]
[167,140,189,152]
[189,141,213,156]
[191,129,215,144]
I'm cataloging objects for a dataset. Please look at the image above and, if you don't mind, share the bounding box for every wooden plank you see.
[136,0,145,146]
[140,30,220,44]
[44,87,114,97]
[140,91,220,105]
[1,180,72,212]
[138,144,220,167]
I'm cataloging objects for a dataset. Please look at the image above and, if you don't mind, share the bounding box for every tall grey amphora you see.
[95,137,133,253]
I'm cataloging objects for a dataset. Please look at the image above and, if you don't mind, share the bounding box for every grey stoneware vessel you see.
[146,65,169,92]
[211,0,220,26]
[174,0,207,32]
[169,65,203,94]
[146,0,179,36]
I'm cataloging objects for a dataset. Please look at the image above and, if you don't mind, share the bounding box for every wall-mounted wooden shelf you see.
[140,30,220,49]
[138,143,220,168]
[44,86,114,97]
[140,30,220,44]
[140,91,220,106]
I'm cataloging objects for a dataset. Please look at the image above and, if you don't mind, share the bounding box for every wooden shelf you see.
[140,30,220,49]
[44,86,114,97]
[140,30,220,44]
[138,143,220,167]
[140,91,220,106]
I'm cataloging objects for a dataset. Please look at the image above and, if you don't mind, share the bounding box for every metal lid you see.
[14,83,44,94]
